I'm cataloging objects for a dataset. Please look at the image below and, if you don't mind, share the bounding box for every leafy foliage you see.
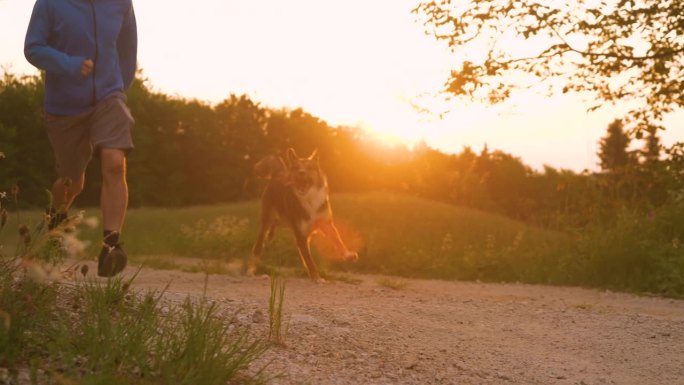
[413,0,684,133]
[2,70,680,228]
[0,73,52,205]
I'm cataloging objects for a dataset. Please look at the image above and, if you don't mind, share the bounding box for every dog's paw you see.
[313,277,327,284]
[344,251,359,262]
[243,263,257,277]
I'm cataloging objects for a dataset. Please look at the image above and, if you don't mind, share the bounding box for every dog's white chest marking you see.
[295,182,330,236]
[300,185,327,217]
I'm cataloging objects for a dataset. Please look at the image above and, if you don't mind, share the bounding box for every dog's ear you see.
[308,149,319,163]
[254,155,285,179]
[286,148,298,165]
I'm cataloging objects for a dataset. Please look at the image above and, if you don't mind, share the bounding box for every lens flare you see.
[311,219,364,262]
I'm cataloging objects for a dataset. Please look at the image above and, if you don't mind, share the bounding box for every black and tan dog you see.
[249,148,358,281]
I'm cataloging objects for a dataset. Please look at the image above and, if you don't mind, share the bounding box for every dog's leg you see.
[251,224,268,259]
[266,223,277,242]
[247,225,268,276]
[249,208,273,276]
[318,220,358,262]
[293,230,322,281]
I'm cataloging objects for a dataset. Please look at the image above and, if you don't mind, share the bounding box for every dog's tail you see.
[254,155,287,180]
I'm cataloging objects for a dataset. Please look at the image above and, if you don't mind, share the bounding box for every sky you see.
[1,0,682,172]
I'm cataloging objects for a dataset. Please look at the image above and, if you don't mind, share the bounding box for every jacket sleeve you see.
[24,0,84,76]
[117,5,138,90]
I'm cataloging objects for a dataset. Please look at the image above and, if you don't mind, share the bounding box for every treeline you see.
[1,71,683,230]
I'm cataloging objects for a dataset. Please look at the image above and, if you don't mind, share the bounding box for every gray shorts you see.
[44,92,134,182]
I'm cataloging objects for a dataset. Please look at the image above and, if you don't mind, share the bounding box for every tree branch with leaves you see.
[414,0,683,134]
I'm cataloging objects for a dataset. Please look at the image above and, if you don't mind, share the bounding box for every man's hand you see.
[81,59,94,76]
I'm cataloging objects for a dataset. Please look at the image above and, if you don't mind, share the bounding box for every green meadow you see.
[6,192,682,297]
[67,193,568,280]
[34,192,670,297]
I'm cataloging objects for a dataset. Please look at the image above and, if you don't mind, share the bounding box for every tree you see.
[598,119,631,172]
[0,73,53,205]
[414,0,684,133]
[640,128,661,164]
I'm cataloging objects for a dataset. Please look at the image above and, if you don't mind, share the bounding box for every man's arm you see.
[117,5,138,90]
[24,0,86,76]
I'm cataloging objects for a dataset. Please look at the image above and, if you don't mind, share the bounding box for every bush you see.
[574,202,684,297]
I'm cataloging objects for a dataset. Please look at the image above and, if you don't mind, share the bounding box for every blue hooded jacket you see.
[25,0,137,116]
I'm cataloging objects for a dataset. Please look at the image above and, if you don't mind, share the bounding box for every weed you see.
[0,256,59,369]
[268,275,287,346]
[153,297,268,385]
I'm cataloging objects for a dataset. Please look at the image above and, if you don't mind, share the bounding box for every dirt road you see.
[124,264,684,385]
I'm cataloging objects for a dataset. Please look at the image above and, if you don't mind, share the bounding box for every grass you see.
[137,255,182,270]
[268,275,287,346]
[0,203,270,384]
[60,192,573,283]
[56,275,268,385]
[6,191,683,297]
[0,259,269,384]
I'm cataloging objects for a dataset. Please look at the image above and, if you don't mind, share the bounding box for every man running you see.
[25,0,137,277]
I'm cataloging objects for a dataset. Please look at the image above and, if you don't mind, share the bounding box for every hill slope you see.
[75,192,571,283]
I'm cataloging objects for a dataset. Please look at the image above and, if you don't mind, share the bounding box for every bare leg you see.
[51,175,85,213]
[100,148,128,232]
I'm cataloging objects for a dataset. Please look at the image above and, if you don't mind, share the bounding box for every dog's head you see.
[285,148,324,194]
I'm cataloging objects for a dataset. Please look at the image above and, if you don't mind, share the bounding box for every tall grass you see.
[46,275,267,385]
[1,257,269,384]
[0,194,269,384]
[268,275,287,346]
[0,257,59,370]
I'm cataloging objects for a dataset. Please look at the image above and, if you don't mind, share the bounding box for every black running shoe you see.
[46,208,68,230]
[97,243,128,277]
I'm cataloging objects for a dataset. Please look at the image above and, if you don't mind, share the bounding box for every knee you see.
[101,150,126,179]
[59,176,85,196]
[71,177,85,195]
